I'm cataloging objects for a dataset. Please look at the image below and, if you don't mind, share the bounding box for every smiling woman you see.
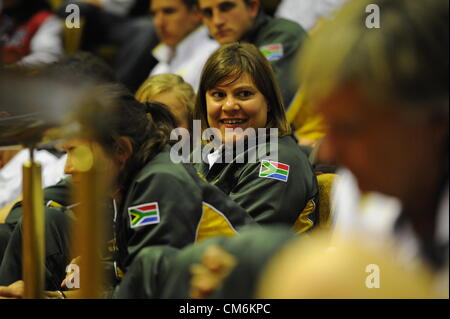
[193,43,319,231]
[195,42,290,137]
[205,72,269,144]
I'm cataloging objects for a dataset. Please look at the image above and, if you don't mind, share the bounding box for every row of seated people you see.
[0,42,320,298]
[1,0,345,94]
[0,0,448,299]
[1,0,332,146]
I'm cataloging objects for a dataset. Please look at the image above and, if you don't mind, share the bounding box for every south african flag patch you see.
[128,202,160,228]
[259,160,290,182]
[260,44,284,61]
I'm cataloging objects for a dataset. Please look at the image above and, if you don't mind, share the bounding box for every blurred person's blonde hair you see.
[257,233,439,299]
[135,74,195,131]
[298,0,449,116]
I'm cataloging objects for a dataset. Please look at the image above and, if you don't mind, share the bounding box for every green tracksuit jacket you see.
[114,225,296,299]
[0,178,74,289]
[116,145,255,270]
[241,10,308,107]
[194,135,318,233]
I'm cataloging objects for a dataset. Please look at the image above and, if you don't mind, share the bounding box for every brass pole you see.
[71,147,106,299]
[22,147,45,299]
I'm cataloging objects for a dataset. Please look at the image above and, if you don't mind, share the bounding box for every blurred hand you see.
[190,245,236,299]
[0,280,24,299]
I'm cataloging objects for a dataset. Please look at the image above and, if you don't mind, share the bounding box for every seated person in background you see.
[197,0,308,107]
[0,85,254,295]
[0,118,66,265]
[149,0,219,92]
[0,126,59,208]
[298,0,448,296]
[56,0,159,92]
[279,0,347,148]
[0,0,63,67]
[135,73,195,132]
[193,43,318,232]
[285,90,326,147]
[0,147,65,218]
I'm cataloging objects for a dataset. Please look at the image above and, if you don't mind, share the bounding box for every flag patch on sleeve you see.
[128,202,160,228]
[260,44,284,61]
[259,160,290,182]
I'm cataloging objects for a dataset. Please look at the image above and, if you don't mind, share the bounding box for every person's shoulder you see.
[193,26,218,45]
[136,161,185,181]
[265,135,309,165]
[42,177,72,205]
[254,16,307,53]
[271,16,306,31]
[133,152,195,187]
[262,15,307,37]
[181,26,219,57]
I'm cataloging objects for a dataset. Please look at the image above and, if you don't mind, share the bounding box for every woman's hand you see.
[0,280,24,299]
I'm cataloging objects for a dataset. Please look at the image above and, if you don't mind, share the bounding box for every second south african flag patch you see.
[128,202,160,228]
[259,160,290,182]
[260,44,284,61]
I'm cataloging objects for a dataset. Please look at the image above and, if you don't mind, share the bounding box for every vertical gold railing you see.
[22,148,45,299]
[70,145,106,299]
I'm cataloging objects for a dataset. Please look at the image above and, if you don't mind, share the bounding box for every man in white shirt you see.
[149,0,219,92]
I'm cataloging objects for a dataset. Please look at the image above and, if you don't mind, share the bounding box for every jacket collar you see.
[240,10,270,43]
